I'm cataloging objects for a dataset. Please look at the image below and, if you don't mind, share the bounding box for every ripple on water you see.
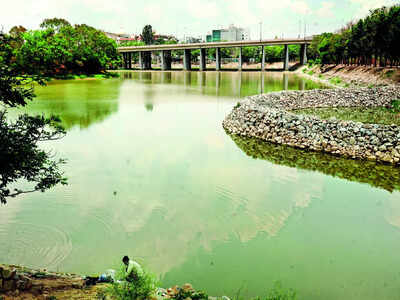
[0,222,72,270]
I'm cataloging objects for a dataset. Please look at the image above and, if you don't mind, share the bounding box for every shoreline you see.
[0,264,216,300]
[223,86,400,165]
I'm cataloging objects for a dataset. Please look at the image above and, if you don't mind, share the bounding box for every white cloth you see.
[126,260,143,279]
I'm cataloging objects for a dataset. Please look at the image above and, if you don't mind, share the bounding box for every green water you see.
[1,71,400,299]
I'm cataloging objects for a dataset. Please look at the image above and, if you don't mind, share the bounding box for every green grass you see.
[329,76,342,85]
[318,74,324,79]
[293,104,400,126]
[385,70,394,78]
[307,70,314,75]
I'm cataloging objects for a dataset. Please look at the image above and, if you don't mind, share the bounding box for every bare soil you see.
[301,64,400,87]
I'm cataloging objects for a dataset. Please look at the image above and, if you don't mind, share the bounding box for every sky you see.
[0,0,398,40]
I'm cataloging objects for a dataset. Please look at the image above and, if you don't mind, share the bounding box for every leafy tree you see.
[40,18,71,32]
[0,32,67,204]
[309,4,399,67]
[13,20,120,76]
[9,26,27,38]
[142,25,154,45]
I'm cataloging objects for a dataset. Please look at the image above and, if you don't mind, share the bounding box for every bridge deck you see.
[118,37,312,52]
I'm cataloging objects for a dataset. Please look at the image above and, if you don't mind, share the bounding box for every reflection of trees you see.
[122,72,325,99]
[23,80,121,130]
[145,102,154,111]
[229,134,400,192]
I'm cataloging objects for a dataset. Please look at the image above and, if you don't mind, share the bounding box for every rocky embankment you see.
[223,86,400,164]
[0,264,96,300]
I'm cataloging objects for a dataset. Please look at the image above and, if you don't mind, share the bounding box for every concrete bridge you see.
[118,37,312,71]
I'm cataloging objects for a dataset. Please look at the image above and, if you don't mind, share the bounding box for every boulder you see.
[2,279,15,292]
[1,267,16,280]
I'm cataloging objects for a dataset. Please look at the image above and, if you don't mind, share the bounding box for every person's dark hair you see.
[122,255,129,263]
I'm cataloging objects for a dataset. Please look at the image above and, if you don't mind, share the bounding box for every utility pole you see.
[259,21,262,41]
[299,20,301,38]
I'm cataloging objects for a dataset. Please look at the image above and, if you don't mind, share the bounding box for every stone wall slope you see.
[223,87,400,164]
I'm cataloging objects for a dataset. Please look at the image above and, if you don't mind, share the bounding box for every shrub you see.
[329,77,342,85]
[389,99,400,113]
[385,70,394,78]
[106,267,158,300]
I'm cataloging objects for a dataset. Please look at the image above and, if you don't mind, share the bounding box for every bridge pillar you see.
[139,52,143,69]
[139,52,151,70]
[284,45,289,71]
[199,49,206,71]
[216,48,221,71]
[161,50,172,71]
[261,46,265,71]
[122,53,127,69]
[128,52,132,69]
[183,49,191,71]
[300,44,307,65]
[144,52,152,70]
[238,47,243,71]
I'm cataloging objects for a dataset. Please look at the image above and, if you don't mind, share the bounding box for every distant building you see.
[184,36,203,44]
[206,25,250,42]
[104,32,141,44]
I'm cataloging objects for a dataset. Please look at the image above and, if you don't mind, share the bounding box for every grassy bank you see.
[293,101,400,126]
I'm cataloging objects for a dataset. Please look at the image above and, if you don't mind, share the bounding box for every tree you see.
[14,20,120,76]
[9,26,27,38]
[141,25,154,45]
[0,32,67,204]
[40,18,71,32]
[308,4,399,66]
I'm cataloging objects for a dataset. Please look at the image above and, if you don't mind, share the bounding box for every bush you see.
[389,99,400,113]
[106,267,158,300]
[329,77,342,85]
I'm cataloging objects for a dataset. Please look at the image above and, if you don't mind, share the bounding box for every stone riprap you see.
[0,265,32,294]
[223,86,400,164]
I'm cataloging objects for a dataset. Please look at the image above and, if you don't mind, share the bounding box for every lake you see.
[1,71,400,299]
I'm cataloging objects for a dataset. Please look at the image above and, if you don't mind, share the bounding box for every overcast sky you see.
[0,0,398,39]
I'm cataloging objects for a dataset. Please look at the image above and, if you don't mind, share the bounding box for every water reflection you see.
[119,71,325,99]
[19,80,122,130]
[145,101,154,112]
[4,72,399,300]
[228,134,400,192]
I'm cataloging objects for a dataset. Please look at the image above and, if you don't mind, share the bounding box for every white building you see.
[220,25,250,41]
